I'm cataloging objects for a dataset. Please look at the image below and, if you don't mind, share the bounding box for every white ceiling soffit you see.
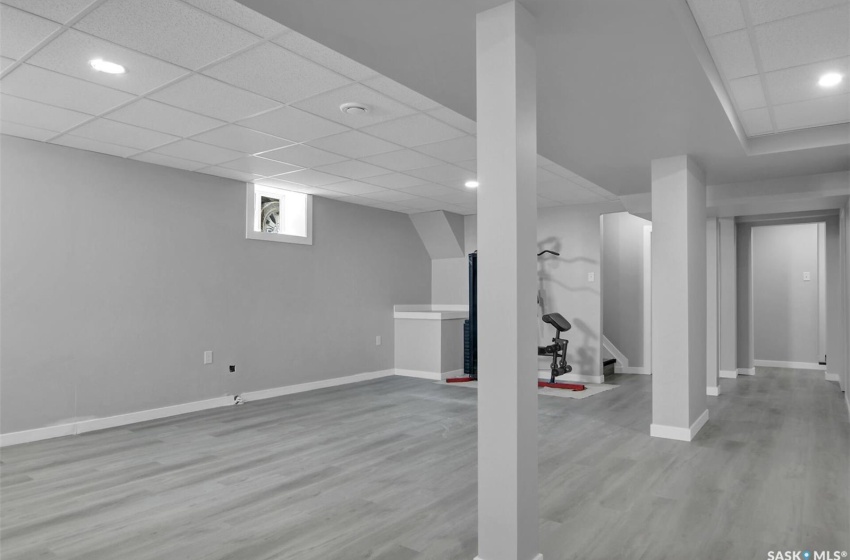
[0,0,616,216]
[679,0,850,154]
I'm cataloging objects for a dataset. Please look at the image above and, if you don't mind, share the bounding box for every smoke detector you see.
[340,102,369,115]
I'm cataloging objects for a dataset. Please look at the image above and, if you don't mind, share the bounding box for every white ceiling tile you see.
[292,83,417,128]
[0,5,60,59]
[709,30,758,80]
[74,0,259,70]
[203,43,350,104]
[180,0,285,38]
[773,93,850,131]
[537,196,562,208]
[3,0,96,23]
[273,30,377,81]
[307,130,400,158]
[1,64,134,114]
[0,120,56,141]
[415,135,477,162]
[754,5,850,72]
[359,189,419,202]
[361,113,466,147]
[273,168,346,186]
[220,156,301,177]
[1,57,13,71]
[401,197,445,210]
[398,183,460,198]
[312,159,388,179]
[362,172,428,189]
[359,149,443,171]
[254,180,346,197]
[322,180,386,195]
[191,124,293,154]
[542,163,580,179]
[257,143,347,167]
[361,75,440,111]
[429,192,476,205]
[153,138,243,165]
[740,106,774,135]
[405,163,475,187]
[149,74,280,122]
[27,29,190,95]
[764,57,850,105]
[746,0,848,26]
[426,107,476,134]
[131,151,207,171]
[236,105,347,142]
[687,0,746,37]
[729,75,767,110]
[71,119,179,150]
[105,99,224,137]
[1,94,91,132]
[455,159,477,173]
[196,165,261,182]
[50,134,140,157]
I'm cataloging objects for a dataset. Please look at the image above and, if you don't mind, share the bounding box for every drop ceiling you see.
[235,0,850,195]
[686,0,850,137]
[0,0,616,216]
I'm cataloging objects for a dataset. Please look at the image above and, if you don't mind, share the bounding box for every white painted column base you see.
[706,386,720,396]
[650,409,709,442]
[719,370,738,379]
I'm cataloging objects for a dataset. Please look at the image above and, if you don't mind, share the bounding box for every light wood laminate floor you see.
[1,368,848,560]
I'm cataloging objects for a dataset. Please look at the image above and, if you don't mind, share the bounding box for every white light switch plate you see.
[203,350,213,364]
[803,272,811,281]
[588,272,595,282]
[376,335,382,346]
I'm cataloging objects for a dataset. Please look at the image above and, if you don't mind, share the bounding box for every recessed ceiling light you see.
[89,58,125,74]
[340,102,369,115]
[818,72,843,88]
[465,180,479,188]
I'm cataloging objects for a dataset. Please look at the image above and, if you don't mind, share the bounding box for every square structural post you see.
[718,217,738,379]
[706,217,720,395]
[476,2,540,560]
[650,155,709,442]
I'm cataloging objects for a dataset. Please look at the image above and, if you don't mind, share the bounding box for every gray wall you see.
[601,212,648,367]
[432,257,468,304]
[752,223,819,363]
[1,136,431,434]
[467,202,619,379]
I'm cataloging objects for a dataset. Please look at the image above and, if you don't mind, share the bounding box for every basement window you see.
[245,183,312,245]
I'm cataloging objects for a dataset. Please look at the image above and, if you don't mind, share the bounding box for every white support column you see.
[826,216,847,388]
[650,155,709,442]
[718,217,737,379]
[706,218,720,395]
[475,3,540,560]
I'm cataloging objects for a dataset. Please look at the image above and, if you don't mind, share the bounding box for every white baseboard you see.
[538,370,605,384]
[615,366,648,375]
[753,360,826,371]
[719,370,738,379]
[737,367,755,376]
[475,555,542,560]
[394,368,444,381]
[0,369,396,448]
[825,372,841,382]
[706,386,720,396]
[650,409,709,442]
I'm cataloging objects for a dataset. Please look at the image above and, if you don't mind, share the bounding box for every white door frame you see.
[643,224,652,375]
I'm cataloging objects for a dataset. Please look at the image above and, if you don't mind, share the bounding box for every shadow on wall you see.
[536,236,600,375]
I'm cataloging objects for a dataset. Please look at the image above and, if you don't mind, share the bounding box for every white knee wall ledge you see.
[475,555,543,560]
[650,409,710,442]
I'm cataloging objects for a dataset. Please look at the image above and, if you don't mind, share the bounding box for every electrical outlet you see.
[803,271,811,281]
[203,351,213,365]
[229,365,236,373]
[588,272,595,282]
[233,395,244,405]
[376,335,382,346]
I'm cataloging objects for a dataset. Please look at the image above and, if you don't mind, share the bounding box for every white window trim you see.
[245,183,313,245]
